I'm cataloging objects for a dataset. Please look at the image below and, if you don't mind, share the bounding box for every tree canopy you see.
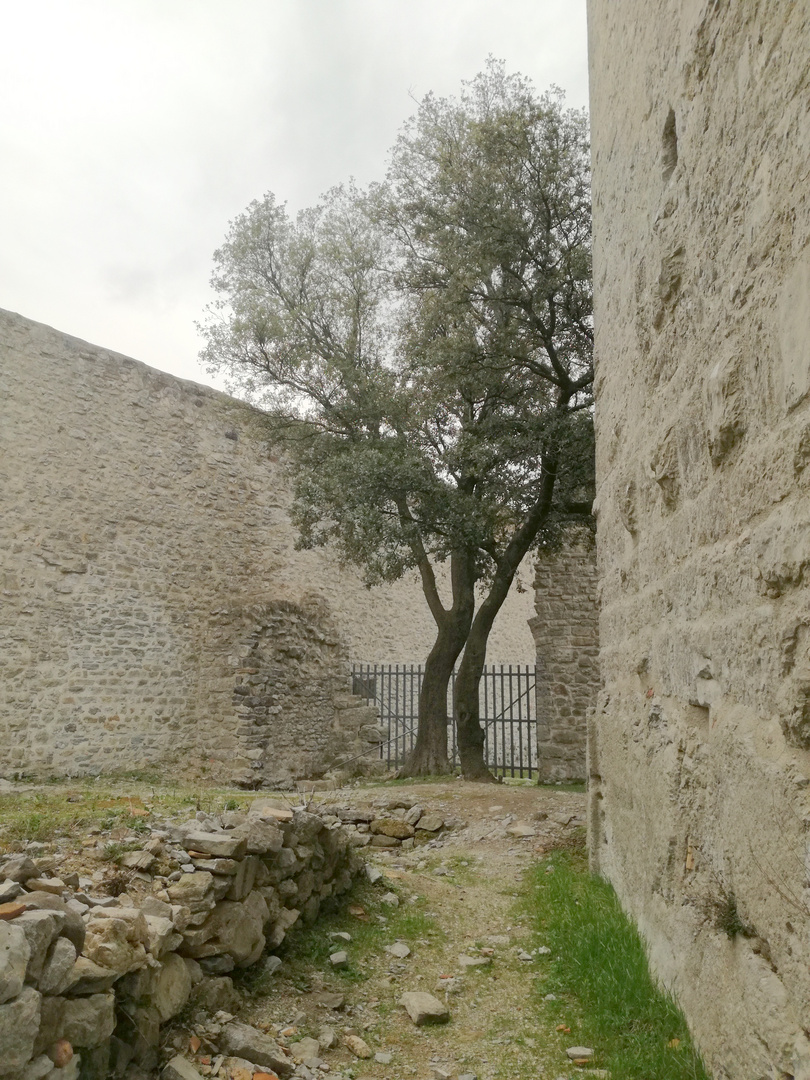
[200,60,594,778]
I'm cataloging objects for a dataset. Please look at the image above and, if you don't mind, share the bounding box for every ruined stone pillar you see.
[530,536,599,782]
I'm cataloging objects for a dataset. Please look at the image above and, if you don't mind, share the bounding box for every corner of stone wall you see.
[201,598,390,790]
[532,528,599,782]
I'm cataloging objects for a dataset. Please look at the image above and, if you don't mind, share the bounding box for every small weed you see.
[102,840,143,861]
[711,891,755,939]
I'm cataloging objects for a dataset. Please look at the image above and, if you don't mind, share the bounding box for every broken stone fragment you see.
[189,857,239,876]
[289,1036,321,1062]
[219,1020,293,1076]
[24,877,66,895]
[343,1033,373,1058]
[0,856,38,883]
[182,891,267,966]
[313,990,345,1010]
[162,1056,204,1080]
[248,804,294,822]
[144,914,180,957]
[15,909,65,983]
[457,953,491,968]
[329,950,348,967]
[38,936,78,995]
[506,822,536,837]
[399,990,450,1025]
[370,834,401,847]
[567,1046,594,1060]
[167,872,216,913]
[385,941,411,958]
[62,955,119,995]
[0,986,41,1072]
[181,831,247,860]
[0,922,30,1004]
[415,813,444,832]
[61,992,116,1047]
[119,850,156,872]
[370,819,415,839]
[239,817,284,855]
[318,1025,337,1050]
[0,880,23,904]
[82,920,148,976]
[17,892,86,953]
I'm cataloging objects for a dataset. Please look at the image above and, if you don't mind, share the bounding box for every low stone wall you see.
[530,537,599,781]
[0,805,359,1079]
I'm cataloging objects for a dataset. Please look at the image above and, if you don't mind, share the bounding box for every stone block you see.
[0,923,29,1004]
[0,985,41,1071]
[181,832,247,860]
[61,992,115,1048]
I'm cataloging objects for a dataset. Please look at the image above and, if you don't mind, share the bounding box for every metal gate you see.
[350,663,537,778]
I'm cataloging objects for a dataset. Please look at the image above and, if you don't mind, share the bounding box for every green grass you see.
[236,877,444,1000]
[522,849,709,1080]
[0,782,256,851]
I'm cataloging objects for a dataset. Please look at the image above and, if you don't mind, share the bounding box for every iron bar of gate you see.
[351,662,537,778]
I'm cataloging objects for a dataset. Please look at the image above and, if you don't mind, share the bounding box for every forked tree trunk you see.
[400,550,475,777]
[402,623,465,776]
[455,460,560,780]
[455,584,507,782]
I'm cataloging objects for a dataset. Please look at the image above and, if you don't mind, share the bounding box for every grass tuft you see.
[522,849,709,1080]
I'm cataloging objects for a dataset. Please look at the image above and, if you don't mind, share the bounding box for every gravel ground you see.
[231,780,588,1080]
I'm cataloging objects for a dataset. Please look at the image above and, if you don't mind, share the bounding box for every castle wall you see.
[588,2,810,1075]
[531,537,598,782]
[0,309,533,784]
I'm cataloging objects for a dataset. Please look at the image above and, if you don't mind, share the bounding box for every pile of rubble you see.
[318,795,462,850]
[0,802,359,1079]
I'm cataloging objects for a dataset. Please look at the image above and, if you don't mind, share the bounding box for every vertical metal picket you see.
[350,661,537,777]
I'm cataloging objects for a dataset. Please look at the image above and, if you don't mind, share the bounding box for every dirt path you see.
[231,781,587,1080]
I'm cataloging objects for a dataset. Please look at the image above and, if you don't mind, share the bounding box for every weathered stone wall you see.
[0,309,534,783]
[530,535,598,781]
[588,2,810,1076]
[0,804,358,1079]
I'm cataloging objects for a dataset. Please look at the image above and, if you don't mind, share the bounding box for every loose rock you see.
[343,1033,372,1058]
[399,991,450,1025]
[567,1046,594,1060]
[162,1057,204,1080]
[385,941,411,959]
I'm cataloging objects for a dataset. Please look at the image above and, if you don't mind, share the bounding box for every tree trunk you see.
[455,455,561,780]
[455,587,505,782]
[400,551,475,777]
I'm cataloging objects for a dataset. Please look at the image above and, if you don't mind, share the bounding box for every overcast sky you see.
[1,0,588,389]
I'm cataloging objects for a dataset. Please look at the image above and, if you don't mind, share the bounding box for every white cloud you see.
[0,0,588,386]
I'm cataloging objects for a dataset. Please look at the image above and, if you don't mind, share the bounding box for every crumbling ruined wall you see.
[0,309,533,783]
[588,1,810,1076]
[531,535,598,781]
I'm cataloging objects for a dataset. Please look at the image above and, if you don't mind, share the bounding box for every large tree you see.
[200,61,593,779]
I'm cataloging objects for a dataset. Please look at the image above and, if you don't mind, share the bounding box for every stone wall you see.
[530,534,598,782]
[588,1,810,1076]
[0,309,534,782]
[0,804,358,1079]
